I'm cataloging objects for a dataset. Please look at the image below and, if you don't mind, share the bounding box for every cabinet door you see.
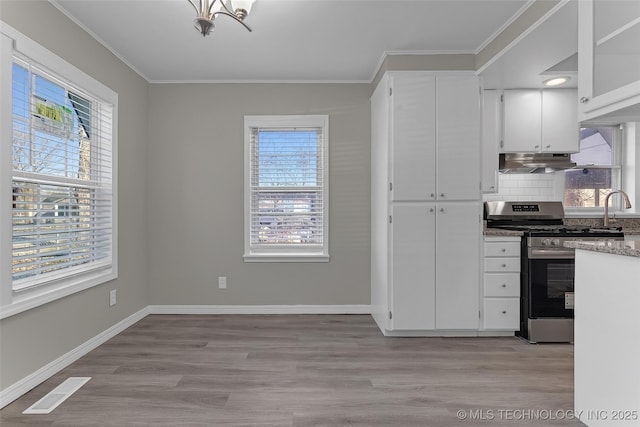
[542,89,579,153]
[436,76,481,200]
[390,74,436,201]
[435,203,481,329]
[503,90,542,152]
[391,203,436,330]
[578,0,640,121]
[481,90,500,193]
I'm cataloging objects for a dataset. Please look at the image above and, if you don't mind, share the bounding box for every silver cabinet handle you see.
[501,284,507,288]
[546,145,551,149]
[502,310,507,314]
[429,208,434,213]
[580,97,589,104]
[534,145,539,149]
[501,264,506,268]
[430,193,435,198]
[440,208,445,213]
[490,186,495,189]
[501,248,506,252]
[440,193,445,197]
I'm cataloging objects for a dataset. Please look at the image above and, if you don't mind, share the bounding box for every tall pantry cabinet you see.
[371,72,482,335]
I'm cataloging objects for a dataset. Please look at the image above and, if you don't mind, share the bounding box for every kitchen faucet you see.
[603,190,632,227]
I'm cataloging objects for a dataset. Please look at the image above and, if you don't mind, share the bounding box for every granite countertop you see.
[564,240,640,258]
[483,228,524,237]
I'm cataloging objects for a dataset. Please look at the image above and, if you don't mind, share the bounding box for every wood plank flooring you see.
[1,315,585,426]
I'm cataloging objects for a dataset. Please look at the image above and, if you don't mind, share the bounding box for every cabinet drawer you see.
[484,241,520,257]
[484,299,520,330]
[484,273,520,297]
[484,257,520,272]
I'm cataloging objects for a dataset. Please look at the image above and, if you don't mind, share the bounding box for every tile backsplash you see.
[483,174,560,202]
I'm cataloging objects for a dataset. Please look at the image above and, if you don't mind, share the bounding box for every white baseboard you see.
[0,306,150,409]
[148,304,372,315]
[380,329,518,337]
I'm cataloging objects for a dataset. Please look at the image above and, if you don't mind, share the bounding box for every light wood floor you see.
[1,315,585,426]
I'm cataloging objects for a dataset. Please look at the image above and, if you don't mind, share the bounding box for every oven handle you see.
[528,248,575,259]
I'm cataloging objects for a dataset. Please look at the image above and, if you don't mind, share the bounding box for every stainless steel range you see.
[484,201,625,343]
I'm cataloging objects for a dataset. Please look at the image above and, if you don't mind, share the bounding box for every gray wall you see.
[147,83,371,305]
[0,1,149,389]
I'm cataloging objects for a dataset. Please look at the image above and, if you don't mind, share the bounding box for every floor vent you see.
[23,377,91,414]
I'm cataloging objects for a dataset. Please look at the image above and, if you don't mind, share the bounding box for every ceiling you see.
[51,0,529,83]
[479,0,578,90]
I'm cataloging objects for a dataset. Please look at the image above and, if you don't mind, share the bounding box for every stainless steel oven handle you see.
[528,248,575,259]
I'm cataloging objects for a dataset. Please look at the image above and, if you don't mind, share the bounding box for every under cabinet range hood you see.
[499,153,576,174]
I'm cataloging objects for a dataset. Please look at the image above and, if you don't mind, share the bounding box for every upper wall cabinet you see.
[502,89,578,153]
[482,90,500,193]
[390,73,481,201]
[578,0,640,122]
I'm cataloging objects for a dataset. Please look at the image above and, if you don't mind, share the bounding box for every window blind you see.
[11,57,113,291]
[249,127,325,248]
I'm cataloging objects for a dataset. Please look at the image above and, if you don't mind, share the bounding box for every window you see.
[244,116,329,262]
[1,26,117,318]
[564,126,621,209]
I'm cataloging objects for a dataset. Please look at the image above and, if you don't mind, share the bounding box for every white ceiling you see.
[51,0,530,82]
[479,0,578,89]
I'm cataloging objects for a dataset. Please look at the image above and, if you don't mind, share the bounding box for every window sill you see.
[0,268,116,320]
[243,253,330,263]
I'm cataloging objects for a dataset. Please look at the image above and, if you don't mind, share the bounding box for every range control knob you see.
[542,239,551,246]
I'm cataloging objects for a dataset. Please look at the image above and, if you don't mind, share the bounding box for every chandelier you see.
[187,0,256,37]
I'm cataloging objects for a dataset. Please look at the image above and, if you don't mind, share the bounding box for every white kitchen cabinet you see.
[503,90,542,153]
[434,203,482,329]
[574,249,640,426]
[370,75,391,332]
[390,73,480,201]
[502,89,578,153]
[370,71,482,335]
[436,76,482,200]
[390,203,480,331]
[481,90,500,193]
[578,0,640,122]
[482,236,521,331]
[390,74,436,201]
[541,90,579,152]
[484,257,520,272]
[390,204,436,330]
[483,299,520,331]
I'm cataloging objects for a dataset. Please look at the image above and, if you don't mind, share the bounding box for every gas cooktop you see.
[484,201,625,237]
[493,225,623,234]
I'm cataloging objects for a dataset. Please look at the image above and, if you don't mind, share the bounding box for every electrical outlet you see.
[218,276,227,289]
[109,289,117,306]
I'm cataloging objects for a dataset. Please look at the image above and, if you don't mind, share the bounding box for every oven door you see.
[527,257,575,318]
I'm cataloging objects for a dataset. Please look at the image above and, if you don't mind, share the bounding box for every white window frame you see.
[0,23,118,319]
[562,123,624,215]
[244,115,329,262]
